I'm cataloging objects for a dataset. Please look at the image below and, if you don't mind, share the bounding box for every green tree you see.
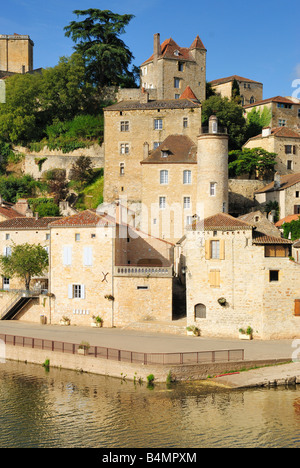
[201,95,247,150]
[69,156,94,184]
[282,219,300,241]
[64,9,137,89]
[231,79,241,104]
[228,147,277,179]
[0,243,48,290]
[0,174,38,203]
[245,106,272,141]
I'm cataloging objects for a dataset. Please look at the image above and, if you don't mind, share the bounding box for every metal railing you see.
[0,332,244,365]
[0,290,39,320]
[114,266,173,277]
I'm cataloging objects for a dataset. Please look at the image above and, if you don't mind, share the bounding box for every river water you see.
[0,360,300,448]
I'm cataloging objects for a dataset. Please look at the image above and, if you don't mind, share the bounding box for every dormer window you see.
[161,150,169,158]
[174,50,180,56]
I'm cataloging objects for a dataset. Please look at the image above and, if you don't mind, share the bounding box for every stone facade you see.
[243,127,300,175]
[0,34,33,74]
[244,96,300,130]
[180,213,299,339]
[210,75,263,106]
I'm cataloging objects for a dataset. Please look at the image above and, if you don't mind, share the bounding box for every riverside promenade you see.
[0,320,299,386]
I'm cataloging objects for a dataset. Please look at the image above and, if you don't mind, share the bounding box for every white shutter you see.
[83,247,93,266]
[68,284,73,299]
[63,246,72,265]
[81,284,85,299]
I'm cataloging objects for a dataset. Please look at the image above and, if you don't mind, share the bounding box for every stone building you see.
[0,34,34,74]
[243,126,300,175]
[178,212,299,339]
[209,75,263,106]
[243,96,300,130]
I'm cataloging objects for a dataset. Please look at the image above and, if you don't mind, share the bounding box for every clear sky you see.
[1,0,299,100]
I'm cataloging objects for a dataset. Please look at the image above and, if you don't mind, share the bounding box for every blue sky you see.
[1,0,299,99]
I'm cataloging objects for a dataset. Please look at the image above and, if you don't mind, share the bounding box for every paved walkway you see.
[0,320,296,362]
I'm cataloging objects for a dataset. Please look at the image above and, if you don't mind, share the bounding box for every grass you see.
[72,168,104,211]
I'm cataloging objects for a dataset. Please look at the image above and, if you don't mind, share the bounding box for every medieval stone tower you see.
[196,115,229,220]
[140,33,207,102]
[0,34,34,74]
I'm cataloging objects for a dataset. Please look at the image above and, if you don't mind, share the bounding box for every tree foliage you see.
[228,147,277,179]
[245,106,272,141]
[0,243,49,290]
[282,218,300,241]
[64,9,137,89]
[69,156,94,184]
[201,95,247,150]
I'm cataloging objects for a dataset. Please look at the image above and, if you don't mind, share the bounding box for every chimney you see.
[153,33,161,64]
[35,212,39,220]
[262,127,271,137]
[143,142,149,159]
[274,172,281,190]
[209,115,218,134]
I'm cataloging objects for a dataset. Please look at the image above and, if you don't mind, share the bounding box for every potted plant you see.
[218,297,227,306]
[186,325,200,337]
[91,315,103,327]
[78,341,90,355]
[59,316,70,326]
[239,326,253,340]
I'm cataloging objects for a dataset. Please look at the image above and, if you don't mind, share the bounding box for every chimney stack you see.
[274,172,281,190]
[262,127,271,137]
[153,33,161,64]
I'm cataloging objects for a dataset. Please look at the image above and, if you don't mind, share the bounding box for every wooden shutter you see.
[220,240,225,260]
[81,284,85,299]
[295,300,300,317]
[83,247,93,266]
[209,270,220,287]
[63,246,72,265]
[205,240,211,259]
[68,284,73,299]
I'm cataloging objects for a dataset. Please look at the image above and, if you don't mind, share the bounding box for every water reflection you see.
[0,361,299,448]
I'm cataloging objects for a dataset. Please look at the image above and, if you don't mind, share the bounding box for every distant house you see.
[243,96,300,130]
[209,75,263,106]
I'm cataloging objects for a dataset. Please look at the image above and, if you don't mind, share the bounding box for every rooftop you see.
[0,216,61,230]
[141,35,206,66]
[49,210,115,228]
[245,127,300,142]
[252,231,293,245]
[244,96,297,109]
[141,135,197,164]
[104,98,201,112]
[275,214,300,227]
[210,75,263,86]
[188,213,254,231]
[255,173,300,194]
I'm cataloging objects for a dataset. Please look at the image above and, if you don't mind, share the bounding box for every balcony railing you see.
[114,266,173,277]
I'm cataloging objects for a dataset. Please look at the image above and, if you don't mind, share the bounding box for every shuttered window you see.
[295,300,300,317]
[209,270,220,287]
[83,247,93,266]
[63,246,72,265]
[265,245,289,257]
[205,240,225,260]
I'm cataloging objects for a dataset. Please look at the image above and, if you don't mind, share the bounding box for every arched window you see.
[195,303,206,319]
[250,96,255,104]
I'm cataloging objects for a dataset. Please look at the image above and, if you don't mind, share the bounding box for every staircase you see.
[0,292,37,320]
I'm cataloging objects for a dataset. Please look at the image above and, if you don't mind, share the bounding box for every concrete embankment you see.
[212,362,300,389]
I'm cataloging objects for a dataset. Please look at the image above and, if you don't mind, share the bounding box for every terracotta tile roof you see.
[0,204,25,220]
[105,98,201,111]
[275,214,300,227]
[252,231,293,245]
[180,86,198,101]
[244,96,297,109]
[141,135,197,164]
[210,75,262,86]
[0,216,61,230]
[246,127,300,141]
[189,213,254,231]
[141,35,205,65]
[255,173,300,194]
[49,210,115,228]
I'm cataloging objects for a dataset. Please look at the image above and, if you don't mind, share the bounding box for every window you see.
[210,182,217,196]
[160,170,169,185]
[178,62,184,72]
[75,233,80,242]
[265,245,290,257]
[3,277,9,290]
[285,145,292,154]
[159,196,166,209]
[211,240,220,259]
[195,303,206,319]
[287,160,293,170]
[46,233,50,240]
[250,96,255,104]
[296,191,300,198]
[174,78,181,89]
[120,121,129,132]
[175,94,180,100]
[120,143,129,154]
[269,270,279,282]
[183,117,188,128]
[186,216,193,226]
[153,142,161,150]
[183,197,191,210]
[63,246,72,265]
[295,299,300,317]
[183,170,191,184]
[161,150,169,158]
[279,119,286,127]
[83,247,93,266]
[3,246,11,257]
[5,234,10,240]
[154,119,163,130]
[69,284,85,299]
[120,163,125,176]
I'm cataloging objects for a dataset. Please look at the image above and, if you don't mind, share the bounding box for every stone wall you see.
[228,178,270,215]
[14,143,104,179]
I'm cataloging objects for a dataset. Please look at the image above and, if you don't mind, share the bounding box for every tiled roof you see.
[104,98,201,111]
[244,96,297,109]
[0,216,61,230]
[180,86,198,101]
[210,75,262,86]
[252,231,293,245]
[49,210,115,228]
[0,204,25,219]
[275,214,300,227]
[246,127,300,141]
[189,213,254,231]
[141,135,197,164]
[255,173,300,193]
[141,36,206,66]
